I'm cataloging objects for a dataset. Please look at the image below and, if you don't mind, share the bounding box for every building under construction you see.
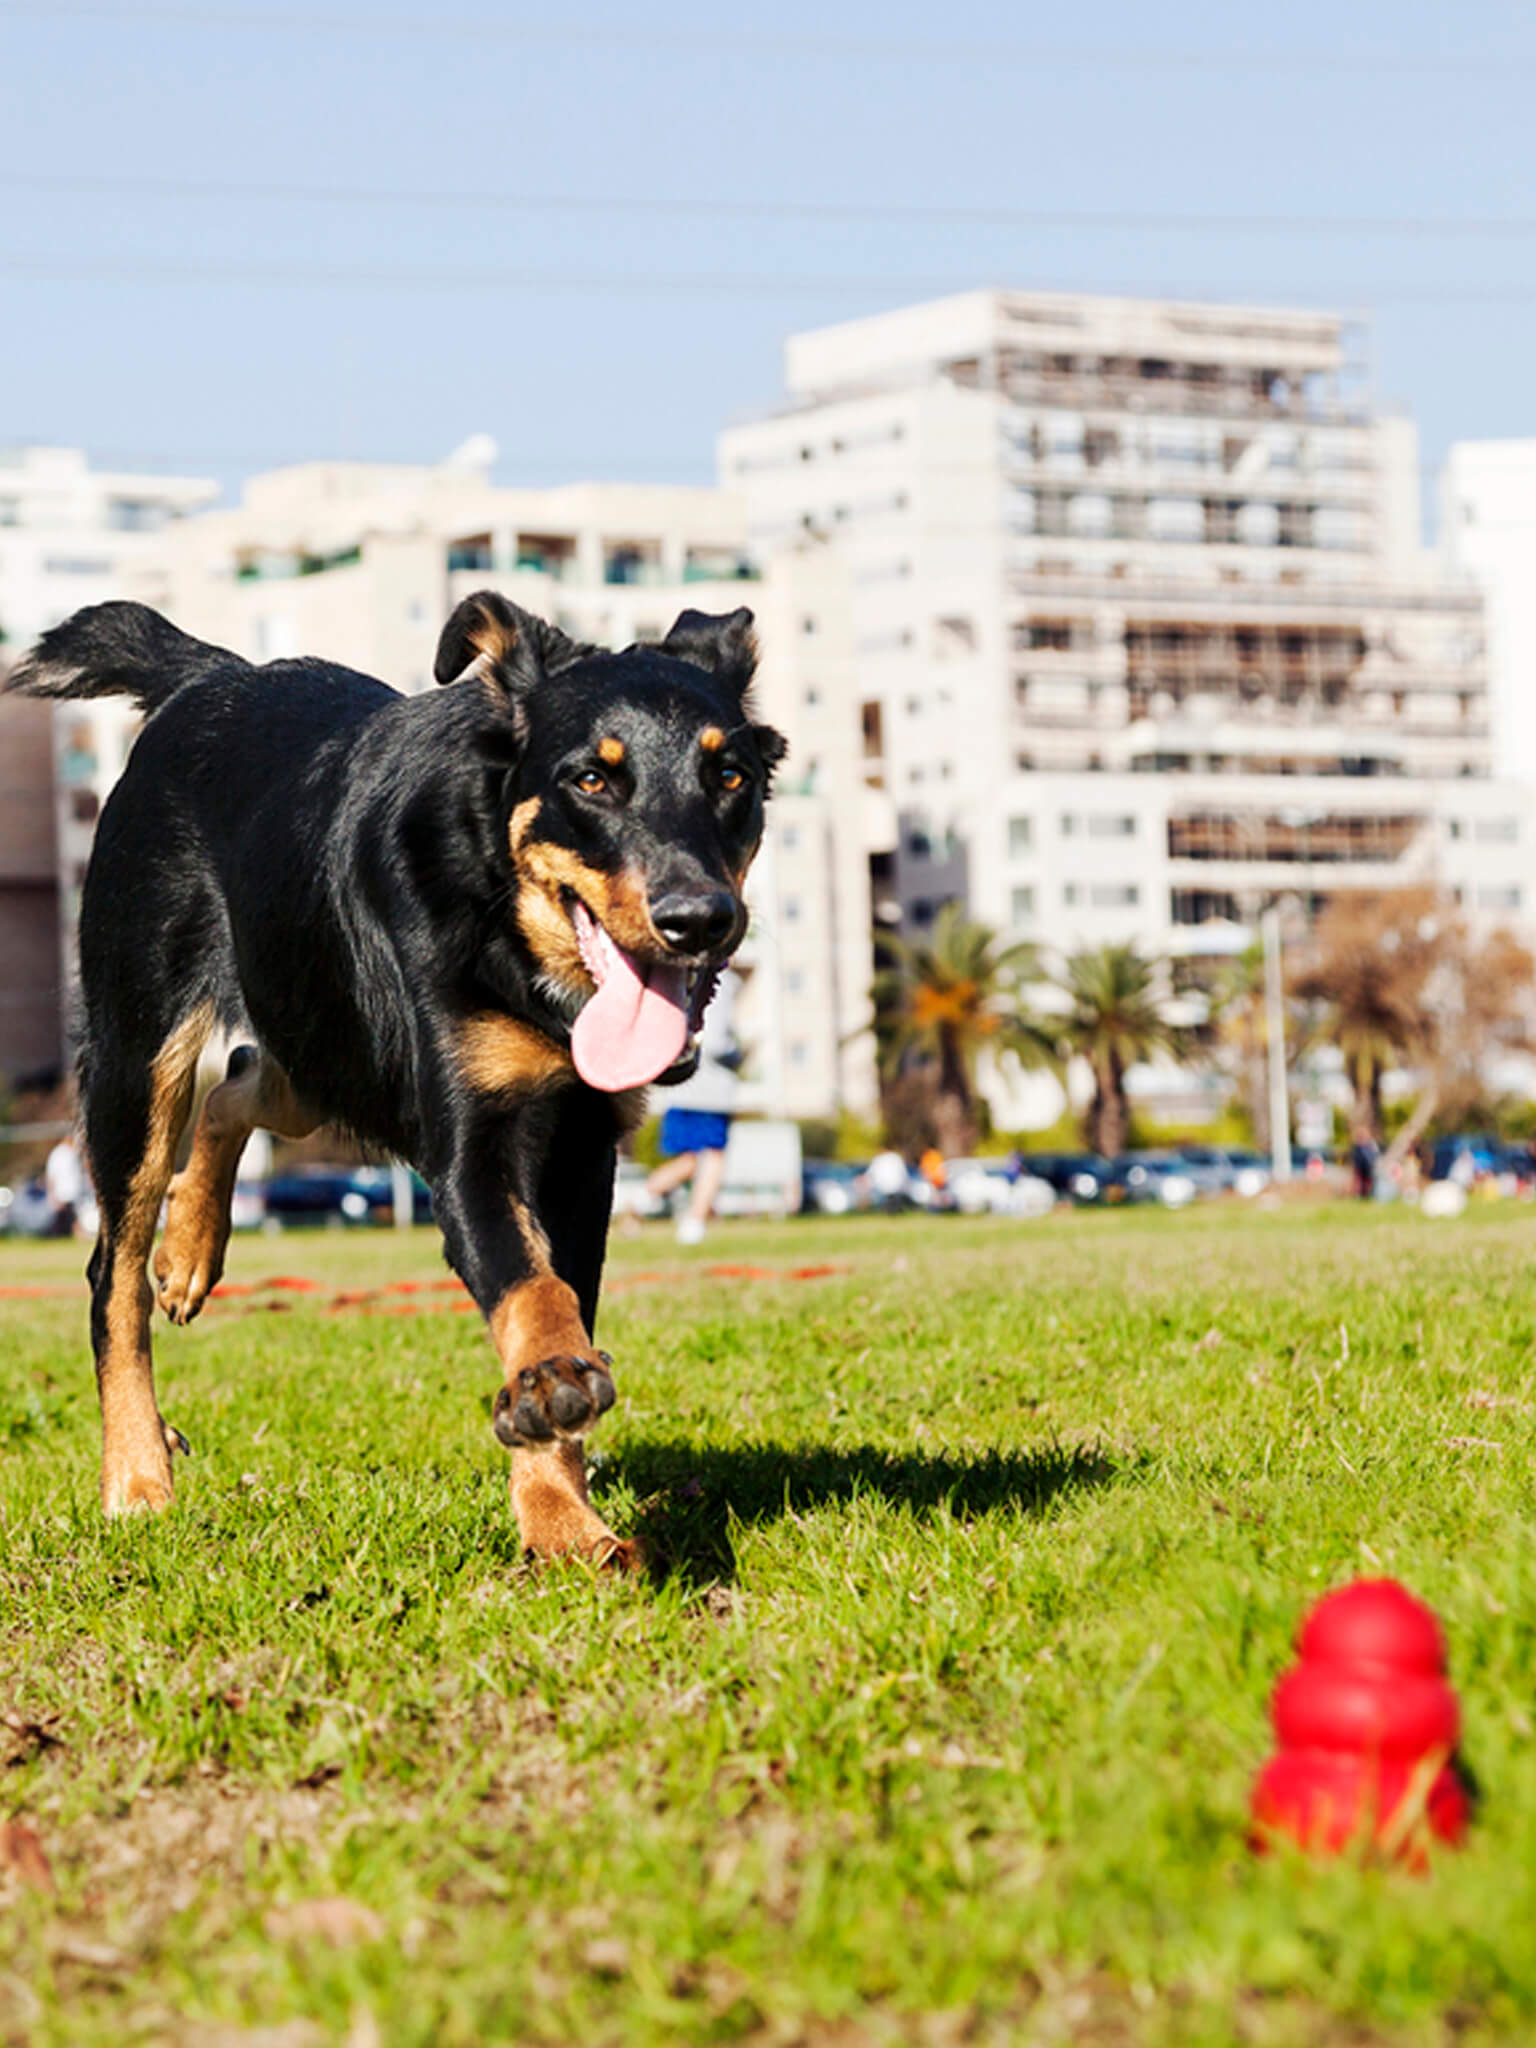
[719,290,1528,980]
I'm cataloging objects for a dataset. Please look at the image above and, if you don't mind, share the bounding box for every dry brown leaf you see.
[0,1819,55,1893]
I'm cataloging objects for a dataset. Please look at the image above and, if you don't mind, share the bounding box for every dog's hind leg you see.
[84,1003,215,1515]
[155,1045,317,1325]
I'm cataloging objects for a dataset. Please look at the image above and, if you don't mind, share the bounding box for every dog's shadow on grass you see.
[606,1438,1126,1589]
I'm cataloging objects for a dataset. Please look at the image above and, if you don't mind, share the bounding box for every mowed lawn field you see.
[3,1202,1536,2047]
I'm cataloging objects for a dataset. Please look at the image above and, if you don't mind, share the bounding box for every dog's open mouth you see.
[567,899,720,1092]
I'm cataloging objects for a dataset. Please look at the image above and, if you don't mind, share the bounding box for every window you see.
[803,686,821,708]
[1063,883,1080,907]
[1011,885,1035,923]
[1090,883,1140,908]
[1067,492,1113,537]
[1086,814,1136,839]
[1060,813,1077,836]
[107,499,167,533]
[1146,497,1204,543]
[781,825,800,853]
[1478,885,1522,911]
[785,969,804,996]
[447,536,494,572]
[1236,501,1280,547]
[1008,815,1032,856]
[783,896,802,923]
[788,1040,810,1067]
[1446,819,1465,840]
[1474,817,1519,844]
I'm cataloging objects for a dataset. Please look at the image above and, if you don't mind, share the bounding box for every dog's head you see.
[436,591,786,1091]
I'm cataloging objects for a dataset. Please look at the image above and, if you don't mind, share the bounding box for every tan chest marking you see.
[457,1013,573,1096]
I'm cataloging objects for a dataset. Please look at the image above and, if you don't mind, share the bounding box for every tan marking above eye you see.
[597,736,625,766]
[699,725,726,753]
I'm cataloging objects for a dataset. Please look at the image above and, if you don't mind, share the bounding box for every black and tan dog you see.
[11,593,784,1565]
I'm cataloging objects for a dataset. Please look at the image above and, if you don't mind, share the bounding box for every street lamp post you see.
[1261,902,1292,1184]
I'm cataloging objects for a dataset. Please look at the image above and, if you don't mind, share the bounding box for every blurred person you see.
[44,1131,86,1238]
[1349,1125,1378,1201]
[646,966,743,1246]
[919,1145,951,1209]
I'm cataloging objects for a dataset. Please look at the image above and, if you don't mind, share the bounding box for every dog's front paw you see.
[492,1351,615,1447]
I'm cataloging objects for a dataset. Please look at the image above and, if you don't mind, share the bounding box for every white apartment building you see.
[0,446,217,1082]
[1441,440,1536,788]
[135,451,876,1120]
[720,292,1534,994]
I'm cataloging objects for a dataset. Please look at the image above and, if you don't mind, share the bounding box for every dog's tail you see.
[6,602,243,712]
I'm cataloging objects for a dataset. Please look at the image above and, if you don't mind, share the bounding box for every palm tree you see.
[871,905,1054,1156]
[1052,943,1182,1157]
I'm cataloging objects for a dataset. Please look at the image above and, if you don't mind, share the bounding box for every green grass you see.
[3,1202,1536,2045]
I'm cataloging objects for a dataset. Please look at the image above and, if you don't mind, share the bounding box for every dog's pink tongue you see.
[571,940,691,1091]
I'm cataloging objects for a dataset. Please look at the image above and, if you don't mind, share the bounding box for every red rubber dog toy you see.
[1250,1580,1471,1865]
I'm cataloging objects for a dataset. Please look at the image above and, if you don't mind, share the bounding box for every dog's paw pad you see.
[492,1353,615,1447]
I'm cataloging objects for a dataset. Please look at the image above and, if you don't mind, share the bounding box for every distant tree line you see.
[868,890,1536,1159]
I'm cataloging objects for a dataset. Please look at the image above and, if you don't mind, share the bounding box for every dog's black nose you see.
[649,891,737,955]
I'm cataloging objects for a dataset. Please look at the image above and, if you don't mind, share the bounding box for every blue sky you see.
[5,0,1536,522]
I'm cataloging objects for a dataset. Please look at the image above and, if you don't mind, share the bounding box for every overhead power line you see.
[0,255,1532,308]
[0,3,1531,78]
[4,170,1536,238]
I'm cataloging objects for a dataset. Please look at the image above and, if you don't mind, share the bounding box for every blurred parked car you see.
[1017,1153,1111,1205]
[0,1176,100,1237]
[1429,1134,1535,1192]
[800,1160,870,1216]
[1101,1152,1198,1208]
[0,1178,52,1236]
[943,1158,1056,1218]
[1172,1144,1272,1199]
[262,1164,431,1225]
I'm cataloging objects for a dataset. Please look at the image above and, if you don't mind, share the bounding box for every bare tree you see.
[1290,888,1535,1148]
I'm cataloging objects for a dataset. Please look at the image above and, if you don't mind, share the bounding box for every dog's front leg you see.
[431,1103,637,1570]
[488,1275,634,1568]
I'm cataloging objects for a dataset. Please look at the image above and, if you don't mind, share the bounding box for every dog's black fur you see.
[11,592,783,1553]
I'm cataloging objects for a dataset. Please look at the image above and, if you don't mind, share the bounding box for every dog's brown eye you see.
[719,766,745,793]
[574,769,607,797]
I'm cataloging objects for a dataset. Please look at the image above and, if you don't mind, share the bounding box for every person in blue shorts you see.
[646,967,742,1245]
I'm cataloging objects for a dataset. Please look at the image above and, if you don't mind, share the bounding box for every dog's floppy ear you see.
[434,592,585,694]
[661,607,758,694]
[661,606,788,780]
